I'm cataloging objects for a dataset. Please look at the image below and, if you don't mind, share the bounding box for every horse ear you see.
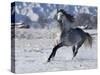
[57,8,59,12]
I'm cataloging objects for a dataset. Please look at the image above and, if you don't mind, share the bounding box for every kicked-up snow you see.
[13,28,97,73]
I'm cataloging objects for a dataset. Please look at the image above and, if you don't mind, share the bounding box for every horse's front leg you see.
[47,42,63,62]
[47,48,57,62]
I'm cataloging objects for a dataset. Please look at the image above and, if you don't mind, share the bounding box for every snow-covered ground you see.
[13,28,97,73]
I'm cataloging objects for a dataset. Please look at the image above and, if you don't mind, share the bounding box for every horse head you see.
[56,9,74,23]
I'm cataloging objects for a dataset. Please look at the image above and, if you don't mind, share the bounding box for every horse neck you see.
[61,17,72,31]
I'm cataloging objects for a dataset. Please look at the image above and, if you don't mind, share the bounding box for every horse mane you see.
[58,9,74,22]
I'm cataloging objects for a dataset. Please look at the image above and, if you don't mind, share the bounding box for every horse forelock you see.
[57,9,74,22]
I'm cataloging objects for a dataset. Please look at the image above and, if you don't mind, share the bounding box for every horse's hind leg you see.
[47,42,63,62]
[72,45,77,60]
[73,41,84,58]
[72,46,76,56]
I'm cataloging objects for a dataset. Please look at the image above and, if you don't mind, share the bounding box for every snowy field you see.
[12,28,97,73]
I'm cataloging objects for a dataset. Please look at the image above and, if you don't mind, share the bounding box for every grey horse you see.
[47,9,92,62]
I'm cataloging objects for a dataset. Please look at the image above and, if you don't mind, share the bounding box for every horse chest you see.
[53,31,61,45]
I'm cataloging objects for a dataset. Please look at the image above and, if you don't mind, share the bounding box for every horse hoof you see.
[72,57,74,60]
[47,59,51,62]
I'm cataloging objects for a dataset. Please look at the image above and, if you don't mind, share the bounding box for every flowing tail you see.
[84,32,92,47]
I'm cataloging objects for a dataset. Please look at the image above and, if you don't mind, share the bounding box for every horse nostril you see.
[58,20,62,23]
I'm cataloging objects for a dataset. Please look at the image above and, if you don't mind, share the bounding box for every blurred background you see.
[11,2,97,29]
